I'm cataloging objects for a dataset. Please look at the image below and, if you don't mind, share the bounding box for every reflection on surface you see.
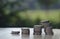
[0,28,60,39]
[29,35,53,39]
[44,35,53,39]
[34,35,42,39]
[22,35,29,39]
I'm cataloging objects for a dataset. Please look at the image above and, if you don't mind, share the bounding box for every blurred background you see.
[0,0,60,28]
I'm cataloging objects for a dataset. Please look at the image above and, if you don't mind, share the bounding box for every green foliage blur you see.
[19,10,60,28]
[0,0,60,28]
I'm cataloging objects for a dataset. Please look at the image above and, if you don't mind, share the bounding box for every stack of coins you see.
[34,25,43,35]
[22,27,30,35]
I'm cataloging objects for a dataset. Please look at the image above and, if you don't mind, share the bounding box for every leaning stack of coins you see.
[41,20,54,35]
